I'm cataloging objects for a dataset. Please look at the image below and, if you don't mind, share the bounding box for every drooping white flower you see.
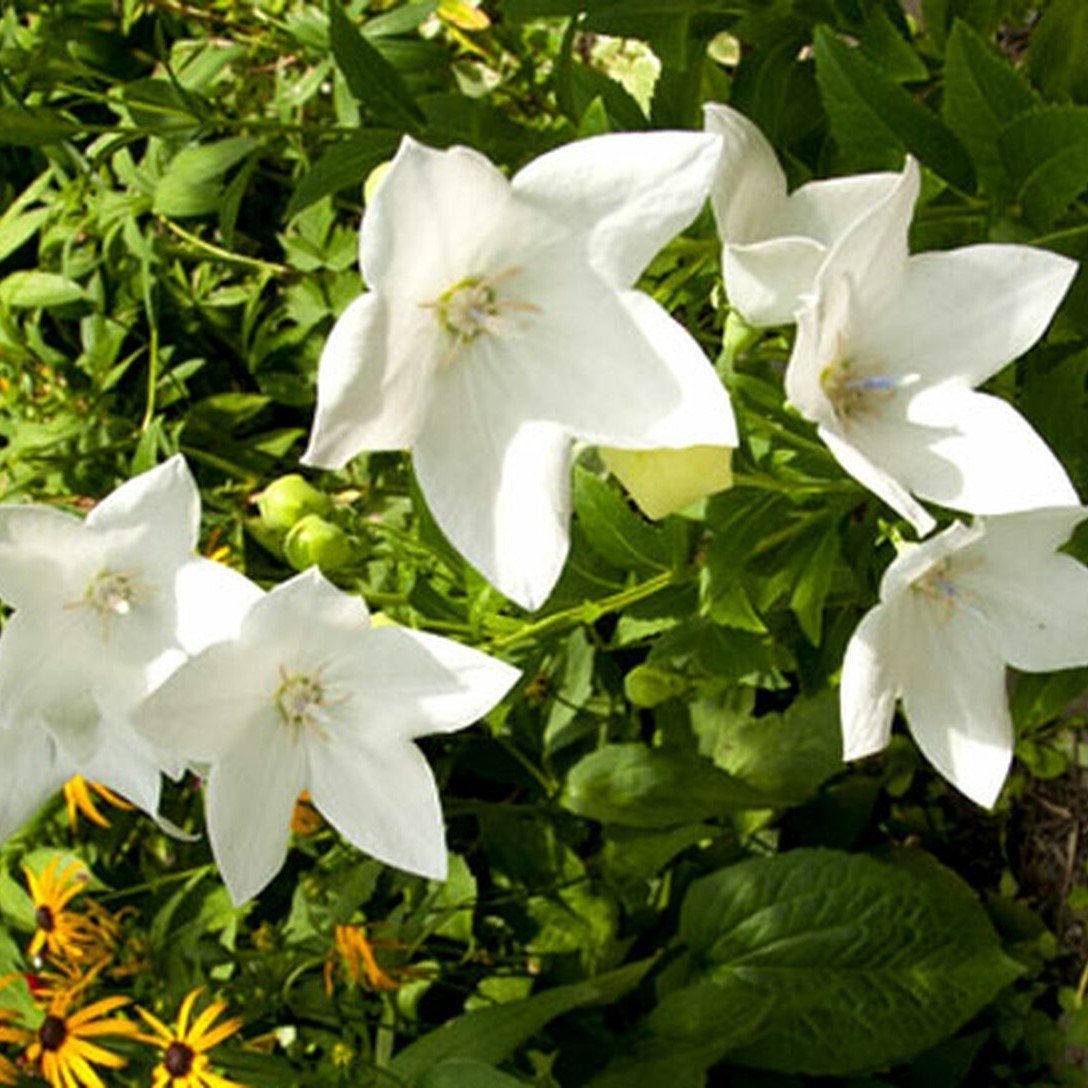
[0,456,260,838]
[841,508,1088,806]
[785,158,1079,536]
[301,133,737,609]
[704,102,905,327]
[133,569,520,904]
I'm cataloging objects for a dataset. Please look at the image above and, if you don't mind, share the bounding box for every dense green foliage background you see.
[3,0,1088,1084]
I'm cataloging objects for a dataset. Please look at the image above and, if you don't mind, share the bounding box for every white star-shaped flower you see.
[133,569,520,904]
[0,456,260,838]
[704,102,905,327]
[785,157,1079,536]
[842,508,1088,806]
[301,133,737,609]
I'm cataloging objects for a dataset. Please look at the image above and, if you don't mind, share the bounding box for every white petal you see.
[973,506,1088,560]
[85,455,199,564]
[301,292,439,467]
[332,625,519,740]
[853,245,1078,386]
[819,426,936,536]
[205,728,306,904]
[784,274,853,429]
[784,172,905,244]
[360,136,517,297]
[76,711,163,818]
[0,724,68,841]
[174,558,264,655]
[723,237,827,327]
[0,611,85,726]
[840,606,898,760]
[703,103,788,244]
[890,385,1078,515]
[133,642,273,763]
[309,732,448,879]
[0,506,88,611]
[879,521,982,602]
[898,599,1012,807]
[602,445,733,520]
[414,382,572,610]
[512,130,722,287]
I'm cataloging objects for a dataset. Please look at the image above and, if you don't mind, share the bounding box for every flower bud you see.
[258,475,331,533]
[603,445,733,520]
[624,664,688,708]
[284,515,353,572]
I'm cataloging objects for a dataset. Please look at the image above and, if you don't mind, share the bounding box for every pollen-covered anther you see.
[274,665,342,742]
[424,267,540,364]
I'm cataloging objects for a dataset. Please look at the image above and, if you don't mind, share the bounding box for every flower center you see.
[912,559,959,605]
[35,905,55,933]
[164,1040,195,1077]
[274,666,340,741]
[819,346,916,428]
[67,569,152,637]
[38,1015,67,1052]
[424,267,539,366]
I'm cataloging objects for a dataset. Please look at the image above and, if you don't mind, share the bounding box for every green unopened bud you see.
[284,514,353,572]
[624,664,688,708]
[258,475,331,533]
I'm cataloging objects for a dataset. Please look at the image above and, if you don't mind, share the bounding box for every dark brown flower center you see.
[38,1015,67,1052]
[164,1041,194,1077]
[35,905,55,932]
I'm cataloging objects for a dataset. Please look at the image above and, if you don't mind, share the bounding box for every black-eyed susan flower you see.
[137,989,243,1088]
[0,1007,22,1085]
[15,991,137,1088]
[24,860,119,970]
[63,776,132,831]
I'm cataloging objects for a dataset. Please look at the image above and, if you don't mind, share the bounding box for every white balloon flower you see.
[301,133,738,610]
[842,508,1088,807]
[786,157,1079,536]
[704,102,905,327]
[133,568,520,904]
[0,456,260,837]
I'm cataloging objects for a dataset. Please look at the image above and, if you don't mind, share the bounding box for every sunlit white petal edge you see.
[133,569,520,904]
[0,457,257,835]
[785,159,1079,534]
[840,508,1088,807]
[703,102,904,327]
[302,133,737,609]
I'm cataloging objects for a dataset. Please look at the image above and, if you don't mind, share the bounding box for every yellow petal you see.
[602,445,734,520]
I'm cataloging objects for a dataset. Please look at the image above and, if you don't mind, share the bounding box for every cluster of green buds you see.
[257,475,355,574]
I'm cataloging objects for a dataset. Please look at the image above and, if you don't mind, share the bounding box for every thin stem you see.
[158,217,291,275]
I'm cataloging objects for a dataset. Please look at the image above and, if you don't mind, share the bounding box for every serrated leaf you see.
[153,137,259,218]
[999,105,1088,228]
[669,849,1021,1076]
[286,130,401,218]
[389,958,654,1078]
[573,469,680,574]
[561,743,771,828]
[327,0,423,128]
[814,26,975,192]
[0,271,85,309]
[942,20,1036,199]
[859,7,928,83]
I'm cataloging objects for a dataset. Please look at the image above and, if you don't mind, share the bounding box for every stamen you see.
[274,665,345,742]
[66,569,154,639]
[819,337,917,426]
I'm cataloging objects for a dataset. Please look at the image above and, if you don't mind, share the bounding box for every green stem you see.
[158,217,291,275]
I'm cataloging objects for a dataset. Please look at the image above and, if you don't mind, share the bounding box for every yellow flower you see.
[0,1007,22,1085]
[24,860,117,968]
[17,991,137,1088]
[63,776,133,830]
[324,925,401,995]
[137,989,243,1088]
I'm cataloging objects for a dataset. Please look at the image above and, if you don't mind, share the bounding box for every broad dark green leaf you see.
[327,0,424,128]
[286,130,401,218]
[668,849,1021,1075]
[389,959,654,1078]
[561,743,771,827]
[0,105,79,146]
[153,137,260,218]
[942,20,1036,199]
[814,26,975,191]
[1028,0,1088,103]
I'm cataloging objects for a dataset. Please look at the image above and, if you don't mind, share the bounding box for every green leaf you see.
[942,20,1036,199]
[389,958,655,1078]
[668,849,1021,1076]
[999,105,1088,228]
[420,1061,528,1088]
[788,523,840,644]
[1028,0,1088,103]
[0,271,86,309]
[859,7,928,83]
[561,743,770,828]
[153,137,260,218]
[287,130,401,218]
[327,0,423,128]
[0,105,79,146]
[573,469,682,574]
[814,26,975,192]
